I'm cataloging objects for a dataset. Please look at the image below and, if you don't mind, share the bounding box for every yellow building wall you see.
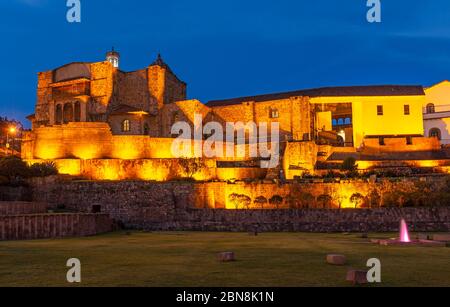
[424,81,450,144]
[311,95,425,148]
[424,81,450,109]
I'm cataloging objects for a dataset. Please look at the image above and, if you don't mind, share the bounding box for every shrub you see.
[0,157,30,180]
[317,194,332,209]
[350,193,365,208]
[254,196,268,209]
[269,195,283,209]
[341,157,358,172]
[228,193,251,209]
[179,158,205,179]
[29,162,58,177]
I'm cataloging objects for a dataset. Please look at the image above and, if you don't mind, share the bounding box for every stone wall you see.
[0,214,113,241]
[0,186,32,202]
[0,202,47,215]
[30,179,450,232]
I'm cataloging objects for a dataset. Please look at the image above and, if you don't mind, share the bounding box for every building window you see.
[55,104,63,125]
[426,103,436,114]
[404,105,410,115]
[122,120,131,132]
[172,111,180,124]
[429,128,442,140]
[143,123,149,135]
[379,137,385,146]
[377,105,384,116]
[270,108,279,119]
[63,103,74,124]
[406,136,413,145]
[74,101,81,122]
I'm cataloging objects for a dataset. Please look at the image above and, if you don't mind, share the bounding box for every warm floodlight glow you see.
[399,219,411,243]
[9,127,16,134]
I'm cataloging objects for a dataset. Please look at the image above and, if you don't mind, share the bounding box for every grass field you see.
[0,232,449,287]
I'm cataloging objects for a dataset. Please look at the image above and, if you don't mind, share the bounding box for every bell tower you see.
[106,47,120,68]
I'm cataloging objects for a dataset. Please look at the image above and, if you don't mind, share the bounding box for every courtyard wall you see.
[30,178,450,232]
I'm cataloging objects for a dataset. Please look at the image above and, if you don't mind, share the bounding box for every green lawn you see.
[0,232,449,287]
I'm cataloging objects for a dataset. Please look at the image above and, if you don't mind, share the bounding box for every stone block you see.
[326,254,347,266]
[346,270,368,285]
[432,234,450,242]
[218,252,235,262]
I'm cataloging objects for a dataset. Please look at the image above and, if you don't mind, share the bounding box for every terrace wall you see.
[30,178,450,232]
[0,213,113,241]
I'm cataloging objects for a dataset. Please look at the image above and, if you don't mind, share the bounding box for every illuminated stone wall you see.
[210,97,311,141]
[30,179,450,232]
[22,122,316,180]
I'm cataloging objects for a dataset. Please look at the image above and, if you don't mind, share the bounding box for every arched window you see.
[55,104,63,125]
[344,117,351,125]
[63,103,74,124]
[332,119,337,126]
[429,128,442,140]
[337,118,344,126]
[426,103,436,114]
[172,111,180,125]
[74,101,81,122]
[122,119,131,132]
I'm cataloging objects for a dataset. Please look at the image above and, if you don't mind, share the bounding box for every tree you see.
[269,195,283,209]
[254,196,268,209]
[228,193,251,209]
[0,157,30,180]
[350,193,365,209]
[29,162,58,177]
[317,194,333,209]
[299,192,314,209]
[179,158,205,180]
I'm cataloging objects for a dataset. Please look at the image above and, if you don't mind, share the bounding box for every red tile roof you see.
[110,104,145,115]
[207,85,425,107]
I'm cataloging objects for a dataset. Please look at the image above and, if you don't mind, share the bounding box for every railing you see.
[423,104,450,114]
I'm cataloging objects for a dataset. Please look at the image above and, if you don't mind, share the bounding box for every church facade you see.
[22,50,450,181]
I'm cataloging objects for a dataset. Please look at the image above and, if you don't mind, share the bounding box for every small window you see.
[172,111,180,124]
[270,108,279,119]
[404,105,410,115]
[92,205,101,213]
[122,119,131,132]
[377,105,384,116]
[429,128,442,140]
[406,136,413,145]
[379,137,385,146]
[426,103,435,114]
[143,123,149,135]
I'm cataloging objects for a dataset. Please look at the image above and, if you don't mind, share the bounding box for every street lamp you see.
[6,126,17,156]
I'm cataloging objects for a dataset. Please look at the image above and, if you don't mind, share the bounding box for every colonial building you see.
[424,81,450,146]
[22,51,449,181]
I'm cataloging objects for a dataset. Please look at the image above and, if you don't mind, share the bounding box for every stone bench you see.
[326,254,347,266]
[346,270,368,285]
[218,252,236,262]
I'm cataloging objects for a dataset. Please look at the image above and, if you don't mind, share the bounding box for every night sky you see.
[2,0,450,127]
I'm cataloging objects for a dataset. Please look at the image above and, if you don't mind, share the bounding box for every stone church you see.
[22,50,450,181]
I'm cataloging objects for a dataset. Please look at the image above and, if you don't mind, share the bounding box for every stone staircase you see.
[0,202,114,241]
[265,142,288,180]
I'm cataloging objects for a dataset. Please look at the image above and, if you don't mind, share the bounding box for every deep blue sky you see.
[2,0,450,127]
